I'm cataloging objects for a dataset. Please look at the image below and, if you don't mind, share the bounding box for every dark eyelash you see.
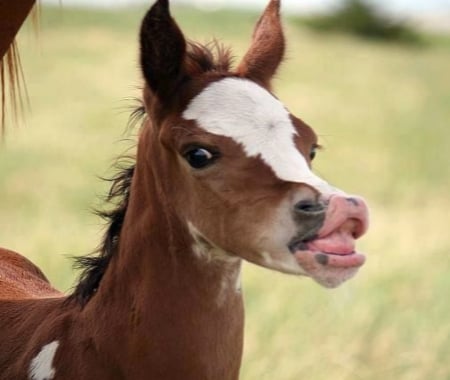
[313,143,323,151]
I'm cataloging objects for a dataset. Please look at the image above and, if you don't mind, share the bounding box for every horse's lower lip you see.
[314,251,366,268]
[294,249,366,269]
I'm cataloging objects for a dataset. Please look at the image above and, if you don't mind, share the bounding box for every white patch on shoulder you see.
[29,341,59,380]
[182,77,335,194]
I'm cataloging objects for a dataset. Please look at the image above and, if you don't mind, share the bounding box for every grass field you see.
[1,5,450,379]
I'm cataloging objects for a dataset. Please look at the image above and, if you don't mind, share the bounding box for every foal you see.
[0,0,369,379]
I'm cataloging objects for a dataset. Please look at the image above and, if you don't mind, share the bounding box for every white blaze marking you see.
[29,341,59,380]
[182,78,335,194]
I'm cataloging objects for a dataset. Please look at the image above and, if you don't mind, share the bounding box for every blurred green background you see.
[1,4,450,380]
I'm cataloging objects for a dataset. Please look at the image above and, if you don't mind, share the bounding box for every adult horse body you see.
[0,1,369,379]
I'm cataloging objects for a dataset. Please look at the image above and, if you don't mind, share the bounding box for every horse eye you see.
[184,148,217,169]
[310,146,317,161]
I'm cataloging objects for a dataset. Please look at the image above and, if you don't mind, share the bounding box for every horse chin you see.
[250,248,364,287]
[290,247,365,287]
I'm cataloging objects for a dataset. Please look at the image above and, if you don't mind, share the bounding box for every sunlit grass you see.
[1,5,449,380]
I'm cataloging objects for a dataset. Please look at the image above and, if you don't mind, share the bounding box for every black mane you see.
[69,106,144,306]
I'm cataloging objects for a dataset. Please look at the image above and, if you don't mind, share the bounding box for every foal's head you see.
[138,0,369,287]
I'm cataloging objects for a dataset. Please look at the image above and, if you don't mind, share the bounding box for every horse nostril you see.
[346,197,359,207]
[294,200,325,214]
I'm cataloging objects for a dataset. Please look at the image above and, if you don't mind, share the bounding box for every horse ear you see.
[237,0,285,88]
[140,0,187,102]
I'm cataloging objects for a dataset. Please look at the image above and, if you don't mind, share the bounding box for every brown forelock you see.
[185,41,233,77]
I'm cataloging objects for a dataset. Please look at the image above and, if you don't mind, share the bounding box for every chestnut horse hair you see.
[0,1,370,379]
[0,0,36,131]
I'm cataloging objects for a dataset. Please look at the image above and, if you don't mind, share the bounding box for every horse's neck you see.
[81,140,245,378]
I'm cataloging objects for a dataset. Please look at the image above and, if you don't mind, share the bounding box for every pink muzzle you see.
[293,194,370,287]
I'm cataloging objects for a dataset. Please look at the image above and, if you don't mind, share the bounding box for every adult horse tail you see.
[0,0,36,133]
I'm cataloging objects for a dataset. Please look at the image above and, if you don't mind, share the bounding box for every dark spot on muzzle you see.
[315,253,329,266]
